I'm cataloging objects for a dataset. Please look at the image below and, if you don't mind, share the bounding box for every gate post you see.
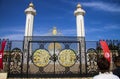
[23,37,28,73]
[78,37,86,74]
[23,36,32,73]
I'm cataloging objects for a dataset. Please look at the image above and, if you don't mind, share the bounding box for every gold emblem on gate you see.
[58,49,77,67]
[32,49,50,67]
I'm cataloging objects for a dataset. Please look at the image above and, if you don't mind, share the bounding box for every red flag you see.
[0,40,6,69]
[100,40,111,62]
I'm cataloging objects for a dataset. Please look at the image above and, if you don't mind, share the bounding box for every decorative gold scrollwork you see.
[58,49,77,67]
[10,48,22,74]
[32,49,51,67]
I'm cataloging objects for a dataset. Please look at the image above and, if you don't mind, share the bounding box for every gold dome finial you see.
[29,2,34,8]
[52,27,57,35]
[77,3,82,8]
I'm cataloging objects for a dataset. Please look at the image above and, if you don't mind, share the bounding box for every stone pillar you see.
[23,2,36,71]
[74,3,86,73]
[24,2,36,37]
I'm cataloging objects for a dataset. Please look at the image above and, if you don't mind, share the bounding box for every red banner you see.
[100,40,111,62]
[0,40,6,69]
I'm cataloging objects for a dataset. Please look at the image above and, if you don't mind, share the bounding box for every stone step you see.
[8,77,93,79]
[0,73,7,79]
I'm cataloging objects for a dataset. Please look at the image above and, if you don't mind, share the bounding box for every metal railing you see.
[0,37,120,78]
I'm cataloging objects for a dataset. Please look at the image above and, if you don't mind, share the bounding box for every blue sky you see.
[0,0,120,41]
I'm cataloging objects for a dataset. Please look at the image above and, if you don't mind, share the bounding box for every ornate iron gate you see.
[26,41,81,77]
[8,48,23,77]
[2,40,24,78]
[1,39,119,78]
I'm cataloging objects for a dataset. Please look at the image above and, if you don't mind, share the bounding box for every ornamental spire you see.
[77,3,82,8]
[29,2,34,8]
[52,27,57,36]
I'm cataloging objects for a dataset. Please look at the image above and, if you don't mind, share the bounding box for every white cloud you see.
[103,25,120,30]
[0,25,25,40]
[33,28,76,36]
[82,2,120,12]
[62,29,76,36]
[33,31,52,36]
[0,26,25,33]
[86,28,104,33]
[14,29,24,33]
[86,24,120,34]
[0,34,24,40]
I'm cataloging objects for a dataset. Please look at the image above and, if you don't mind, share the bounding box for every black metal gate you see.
[1,38,119,78]
[2,40,24,78]
[26,40,81,77]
